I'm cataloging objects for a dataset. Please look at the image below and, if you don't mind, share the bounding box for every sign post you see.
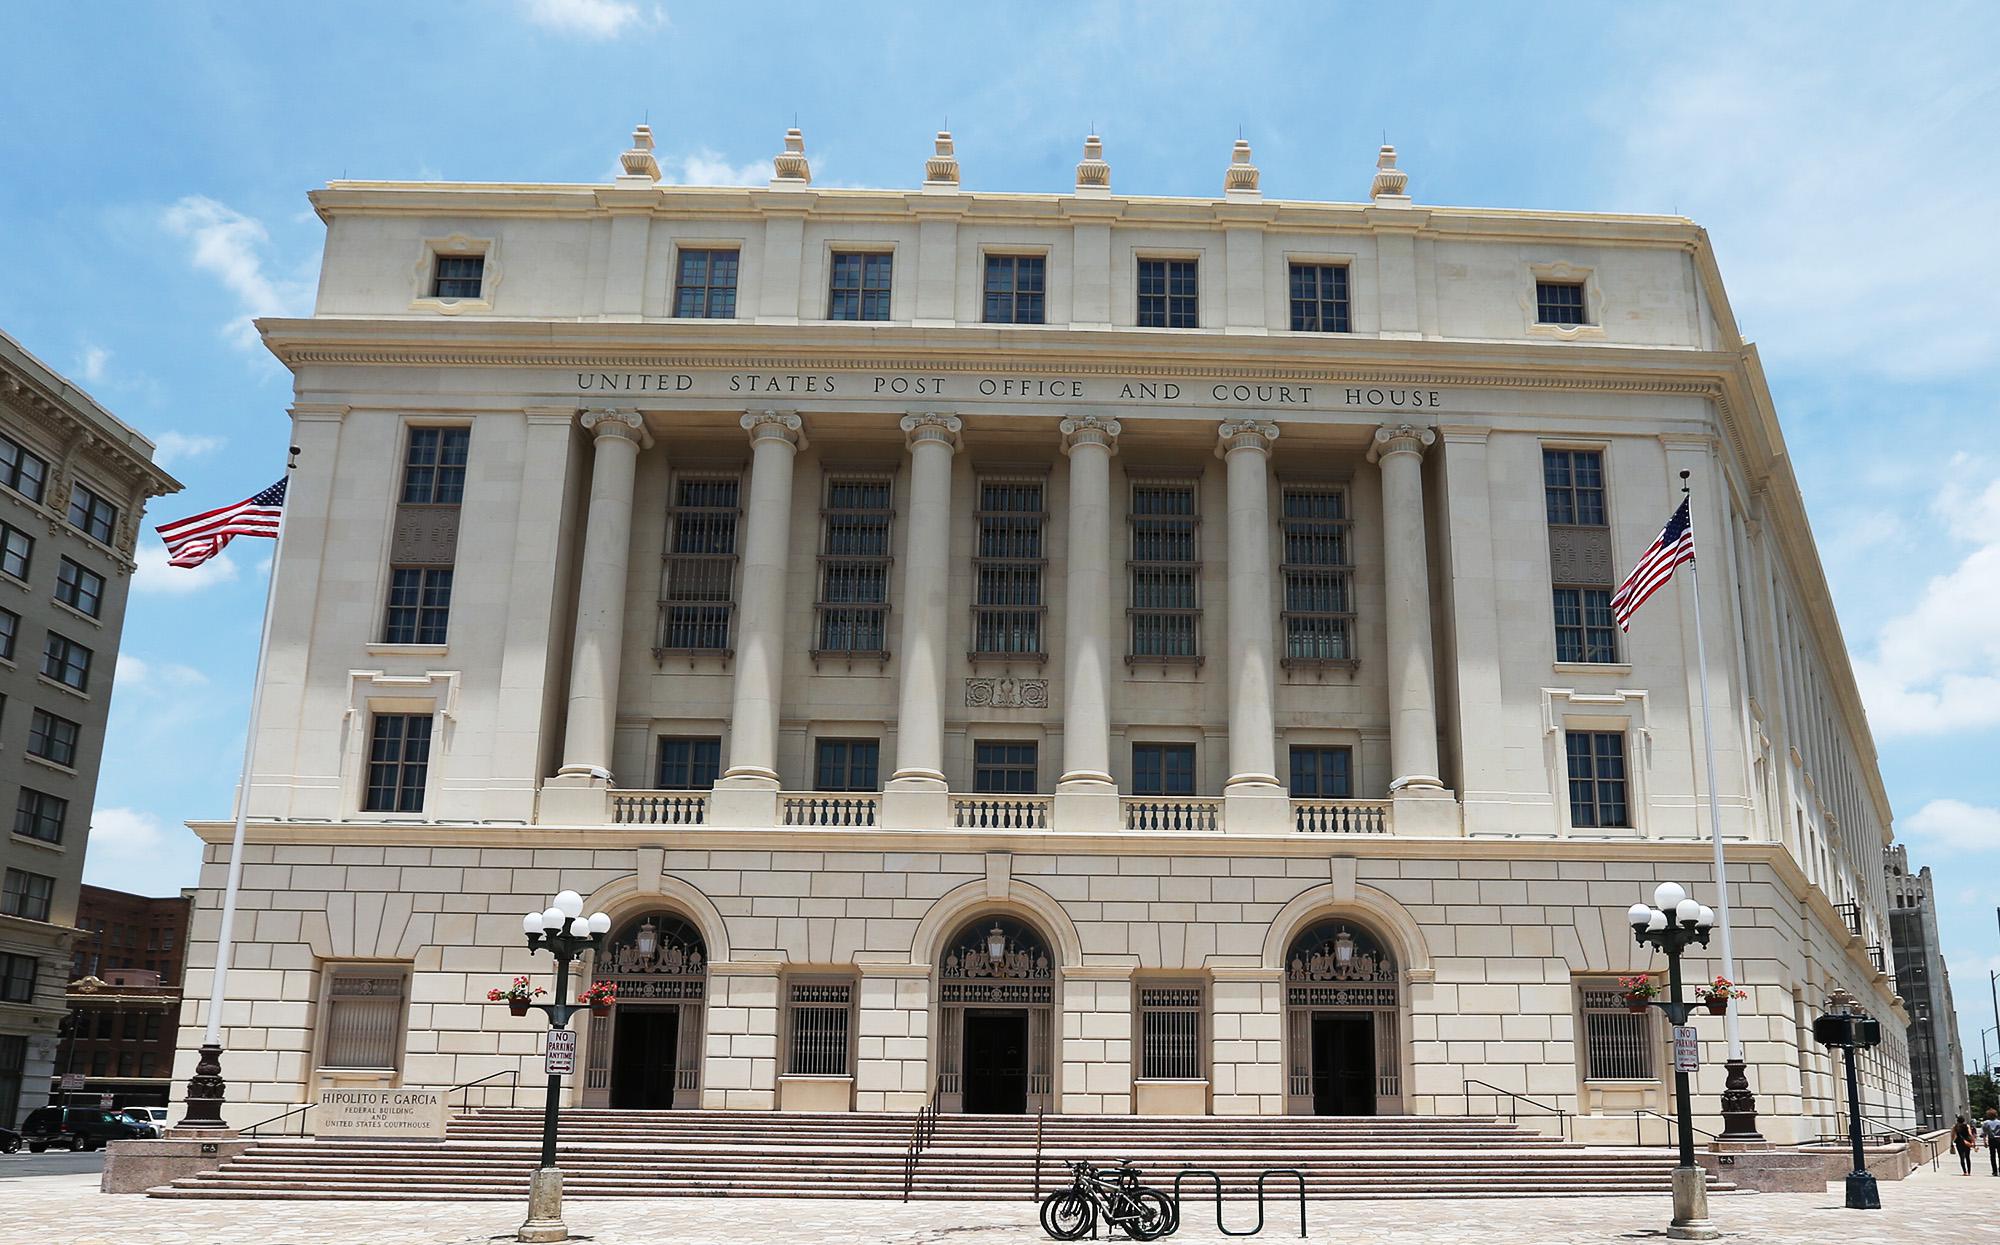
[1674,1026,1700,1074]
[544,1029,577,1078]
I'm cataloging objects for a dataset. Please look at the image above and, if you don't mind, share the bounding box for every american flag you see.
[1610,497,1695,631]
[155,478,287,568]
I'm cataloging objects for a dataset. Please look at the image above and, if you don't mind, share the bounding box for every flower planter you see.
[508,998,531,1017]
[1625,995,1652,1013]
[1704,998,1729,1016]
[589,1001,613,1019]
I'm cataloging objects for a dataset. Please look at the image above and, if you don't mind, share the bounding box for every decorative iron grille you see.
[1139,984,1203,1080]
[787,981,853,1076]
[1581,986,1656,1080]
[659,473,741,653]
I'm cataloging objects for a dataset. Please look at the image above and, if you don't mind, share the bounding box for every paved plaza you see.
[12,1166,1998,1245]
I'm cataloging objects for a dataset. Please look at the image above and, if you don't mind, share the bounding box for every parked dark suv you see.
[18,1106,150,1152]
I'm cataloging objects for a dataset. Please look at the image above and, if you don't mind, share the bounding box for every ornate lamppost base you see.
[172,1042,234,1133]
[518,1166,568,1242]
[1717,1057,1764,1142]
[1843,1169,1881,1211]
[1667,1166,1720,1240]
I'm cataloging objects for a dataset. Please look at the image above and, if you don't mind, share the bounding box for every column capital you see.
[1367,422,1436,463]
[899,411,963,452]
[1059,414,1122,455]
[1215,418,1280,458]
[741,409,806,450]
[580,407,653,448]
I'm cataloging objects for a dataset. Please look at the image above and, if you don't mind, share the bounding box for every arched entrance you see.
[1283,919,1402,1115]
[937,915,1055,1114]
[584,911,706,1109]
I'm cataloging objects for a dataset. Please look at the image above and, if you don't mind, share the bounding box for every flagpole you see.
[1680,469,1763,1141]
[174,446,298,1133]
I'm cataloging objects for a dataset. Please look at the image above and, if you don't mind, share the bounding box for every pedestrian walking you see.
[1983,1108,2000,1176]
[1952,1114,1976,1174]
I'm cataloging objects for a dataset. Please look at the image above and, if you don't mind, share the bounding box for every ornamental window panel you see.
[1288,263,1351,333]
[814,476,893,656]
[1137,258,1198,328]
[659,473,741,652]
[382,566,453,645]
[1131,742,1195,797]
[971,477,1046,657]
[673,248,740,319]
[982,255,1046,325]
[786,980,854,1076]
[1565,730,1630,828]
[41,632,92,691]
[1536,280,1588,325]
[1,522,33,580]
[1552,587,1619,664]
[1128,478,1199,660]
[1581,983,1656,1079]
[1138,983,1204,1080]
[430,253,484,299]
[1280,485,1353,663]
[321,969,407,1071]
[655,736,721,790]
[401,427,471,505]
[66,484,118,545]
[0,434,48,503]
[13,788,66,843]
[1,869,53,922]
[363,713,432,813]
[56,558,105,619]
[28,709,80,768]
[814,738,879,792]
[827,252,892,321]
[1288,745,1352,798]
[973,741,1038,794]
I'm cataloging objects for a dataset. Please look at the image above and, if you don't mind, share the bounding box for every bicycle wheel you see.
[1040,1189,1095,1241]
[1135,1186,1177,1237]
[1120,1188,1174,1241]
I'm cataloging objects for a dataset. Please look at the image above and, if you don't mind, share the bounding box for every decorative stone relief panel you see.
[965,677,1048,708]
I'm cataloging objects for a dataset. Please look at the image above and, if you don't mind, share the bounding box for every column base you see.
[1666,1165,1719,1240]
[708,775,779,828]
[538,773,611,824]
[1389,787,1461,836]
[518,1166,569,1242]
[1222,781,1289,835]
[882,776,949,830]
[1053,777,1120,833]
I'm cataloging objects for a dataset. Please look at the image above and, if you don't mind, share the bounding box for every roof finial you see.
[1223,136,1260,199]
[1371,143,1411,206]
[1075,133,1110,196]
[618,122,661,184]
[771,126,811,188]
[924,129,960,192]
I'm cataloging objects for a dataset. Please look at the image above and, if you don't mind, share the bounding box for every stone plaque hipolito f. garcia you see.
[314,1088,447,1139]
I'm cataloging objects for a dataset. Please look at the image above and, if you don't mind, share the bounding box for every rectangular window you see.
[1138,983,1203,1080]
[1132,743,1195,797]
[382,567,453,644]
[13,788,66,843]
[814,476,893,655]
[1536,280,1588,325]
[321,970,407,1070]
[1,869,53,922]
[785,980,854,1076]
[827,251,892,321]
[1581,983,1656,1079]
[0,607,16,660]
[67,483,118,545]
[1552,587,1619,664]
[982,255,1046,325]
[660,473,741,652]
[813,739,879,792]
[1543,450,1606,527]
[401,427,471,505]
[1279,485,1353,663]
[673,248,740,319]
[1,522,33,580]
[1136,258,1198,329]
[140,1052,158,1078]
[1544,449,1616,664]
[0,953,34,1004]
[41,632,92,691]
[0,435,48,503]
[973,741,1038,794]
[1565,731,1630,829]
[430,253,484,299]
[363,713,433,813]
[971,477,1045,657]
[1128,478,1199,659]
[28,709,81,768]
[1288,263,1351,333]
[55,558,105,619]
[655,736,722,790]
[1287,746,1353,798]
[0,1033,23,1126]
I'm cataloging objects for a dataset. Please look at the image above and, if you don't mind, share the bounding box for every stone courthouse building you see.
[181,128,1912,1143]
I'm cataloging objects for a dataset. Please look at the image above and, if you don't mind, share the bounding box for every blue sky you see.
[2,3,1997,1066]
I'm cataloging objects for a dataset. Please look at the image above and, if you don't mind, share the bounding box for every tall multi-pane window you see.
[363,713,432,813]
[55,558,105,618]
[382,567,453,644]
[41,632,91,691]
[1288,263,1351,333]
[430,254,484,299]
[1128,478,1199,659]
[655,737,722,790]
[1,523,33,580]
[28,709,80,767]
[1136,258,1198,328]
[659,473,741,652]
[982,255,1046,324]
[321,969,407,1070]
[1138,983,1203,1080]
[786,980,854,1076]
[0,435,48,502]
[1536,280,1588,325]
[814,476,893,655]
[1,869,53,922]
[827,252,892,321]
[13,789,66,843]
[1131,743,1196,797]
[401,428,471,505]
[1552,588,1619,664]
[813,739,879,792]
[973,742,1038,794]
[971,477,1045,657]
[0,953,35,1003]
[673,249,740,318]
[1288,746,1353,798]
[1279,485,1353,663]
[1543,450,1606,526]
[1565,730,1630,828]
[1544,449,1617,664]
[67,483,118,544]
[1581,982,1656,1079]
[0,606,16,659]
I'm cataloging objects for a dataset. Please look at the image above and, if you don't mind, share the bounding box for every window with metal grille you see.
[401,427,471,505]
[1279,485,1353,663]
[1288,263,1351,333]
[0,952,35,1003]
[1,869,53,922]
[1137,258,1198,328]
[364,714,432,813]
[1536,280,1588,325]
[1128,478,1199,659]
[1565,731,1630,828]
[382,567,453,644]
[321,970,407,1070]
[828,252,892,321]
[13,788,65,843]
[41,632,91,691]
[1543,449,1607,527]
[0,606,16,659]
[1553,587,1619,664]
[67,483,118,544]
[786,981,853,1076]
[655,737,721,790]
[1139,984,1204,1080]
[972,477,1045,657]
[982,255,1046,324]
[1288,746,1352,797]
[974,741,1038,793]
[1132,743,1195,797]
[814,739,879,792]
[673,249,740,318]
[814,476,893,656]
[430,253,484,299]
[1581,985,1656,1079]
[0,434,48,503]
[660,473,741,652]
[28,709,80,768]
[56,558,105,618]
[1,522,33,580]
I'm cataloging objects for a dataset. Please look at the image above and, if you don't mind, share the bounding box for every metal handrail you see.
[243,1067,525,1138]
[1630,1108,1718,1145]
[1462,1078,1570,1141]
[1031,1103,1046,1201]
[900,1075,943,1202]
[1847,1114,1943,1171]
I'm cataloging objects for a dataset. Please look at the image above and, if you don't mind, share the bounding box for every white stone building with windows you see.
[178,128,1912,1143]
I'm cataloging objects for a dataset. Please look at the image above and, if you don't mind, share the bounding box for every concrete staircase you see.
[153,1108,1733,1201]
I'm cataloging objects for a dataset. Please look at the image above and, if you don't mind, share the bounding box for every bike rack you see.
[1169,1167,1307,1238]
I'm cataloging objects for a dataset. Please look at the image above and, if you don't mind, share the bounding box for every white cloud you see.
[116,652,210,690]
[674,150,768,187]
[161,195,313,350]
[77,344,110,385]
[89,806,166,854]
[133,539,240,595]
[520,0,656,38]
[1902,799,2000,853]
[153,431,226,467]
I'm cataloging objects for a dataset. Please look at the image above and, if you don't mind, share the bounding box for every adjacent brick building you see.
[53,886,192,1110]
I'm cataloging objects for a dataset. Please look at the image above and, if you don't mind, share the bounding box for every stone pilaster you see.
[1053,414,1122,832]
[883,412,962,829]
[1217,419,1288,834]
[1368,424,1452,827]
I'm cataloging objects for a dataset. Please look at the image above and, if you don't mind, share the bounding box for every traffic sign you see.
[1673,1025,1699,1073]
[544,1029,576,1076]
[58,1073,84,1091]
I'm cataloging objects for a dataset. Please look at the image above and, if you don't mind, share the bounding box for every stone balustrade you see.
[1290,799,1392,835]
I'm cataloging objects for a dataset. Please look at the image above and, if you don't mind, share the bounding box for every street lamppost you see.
[1627,881,1719,1242]
[1812,989,1883,1210]
[515,889,610,1244]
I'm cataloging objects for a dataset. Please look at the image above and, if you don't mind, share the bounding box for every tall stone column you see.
[883,412,962,829]
[1217,419,1287,833]
[1053,415,1122,832]
[1368,424,1449,811]
[709,410,805,828]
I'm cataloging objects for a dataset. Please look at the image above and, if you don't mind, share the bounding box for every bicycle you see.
[1039,1158,1176,1240]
